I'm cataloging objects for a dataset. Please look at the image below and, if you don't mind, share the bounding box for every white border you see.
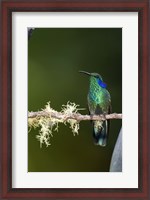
[12,12,138,188]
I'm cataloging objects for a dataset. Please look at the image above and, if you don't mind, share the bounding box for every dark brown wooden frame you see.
[0,0,149,199]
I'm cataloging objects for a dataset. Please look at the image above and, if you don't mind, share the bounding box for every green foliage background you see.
[28,28,122,172]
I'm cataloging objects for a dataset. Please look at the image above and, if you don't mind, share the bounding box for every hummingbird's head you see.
[79,70,107,88]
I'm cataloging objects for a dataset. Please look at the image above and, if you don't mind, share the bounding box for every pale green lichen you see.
[28,102,84,147]
[36,117,52,148]
[61,102,81,136]
[28,118,39,132]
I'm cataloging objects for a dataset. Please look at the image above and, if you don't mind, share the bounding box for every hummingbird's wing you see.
[92,104,111,146]
[92,105,106,146]
[107,104,112,144]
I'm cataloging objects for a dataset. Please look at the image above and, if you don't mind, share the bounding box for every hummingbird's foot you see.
[102,114,107,120]
[90,114,95,121]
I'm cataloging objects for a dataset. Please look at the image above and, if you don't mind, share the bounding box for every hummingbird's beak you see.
[79,71,91,76]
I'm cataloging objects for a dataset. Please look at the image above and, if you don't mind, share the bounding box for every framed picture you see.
[1,0,149,199]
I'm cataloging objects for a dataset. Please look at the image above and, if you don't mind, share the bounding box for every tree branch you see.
[28,102,122,147]
[28,111,122,121]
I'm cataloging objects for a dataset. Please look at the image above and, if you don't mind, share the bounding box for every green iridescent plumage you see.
[79,71,111,146]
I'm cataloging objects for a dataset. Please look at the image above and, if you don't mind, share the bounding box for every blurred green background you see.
[28,28,122,172]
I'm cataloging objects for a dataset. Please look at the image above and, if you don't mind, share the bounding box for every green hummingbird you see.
[79,71,111,146]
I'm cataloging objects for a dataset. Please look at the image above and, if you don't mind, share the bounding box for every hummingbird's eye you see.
[95,75,99,79]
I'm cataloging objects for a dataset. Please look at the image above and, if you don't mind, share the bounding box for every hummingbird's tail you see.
[93,120,108,146]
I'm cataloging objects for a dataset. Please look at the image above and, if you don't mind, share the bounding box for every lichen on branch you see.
[28,102,84,147]
[28,101,122,147]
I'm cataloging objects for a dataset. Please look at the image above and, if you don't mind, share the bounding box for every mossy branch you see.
[28,111,122,121]
[28,102,122,147]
